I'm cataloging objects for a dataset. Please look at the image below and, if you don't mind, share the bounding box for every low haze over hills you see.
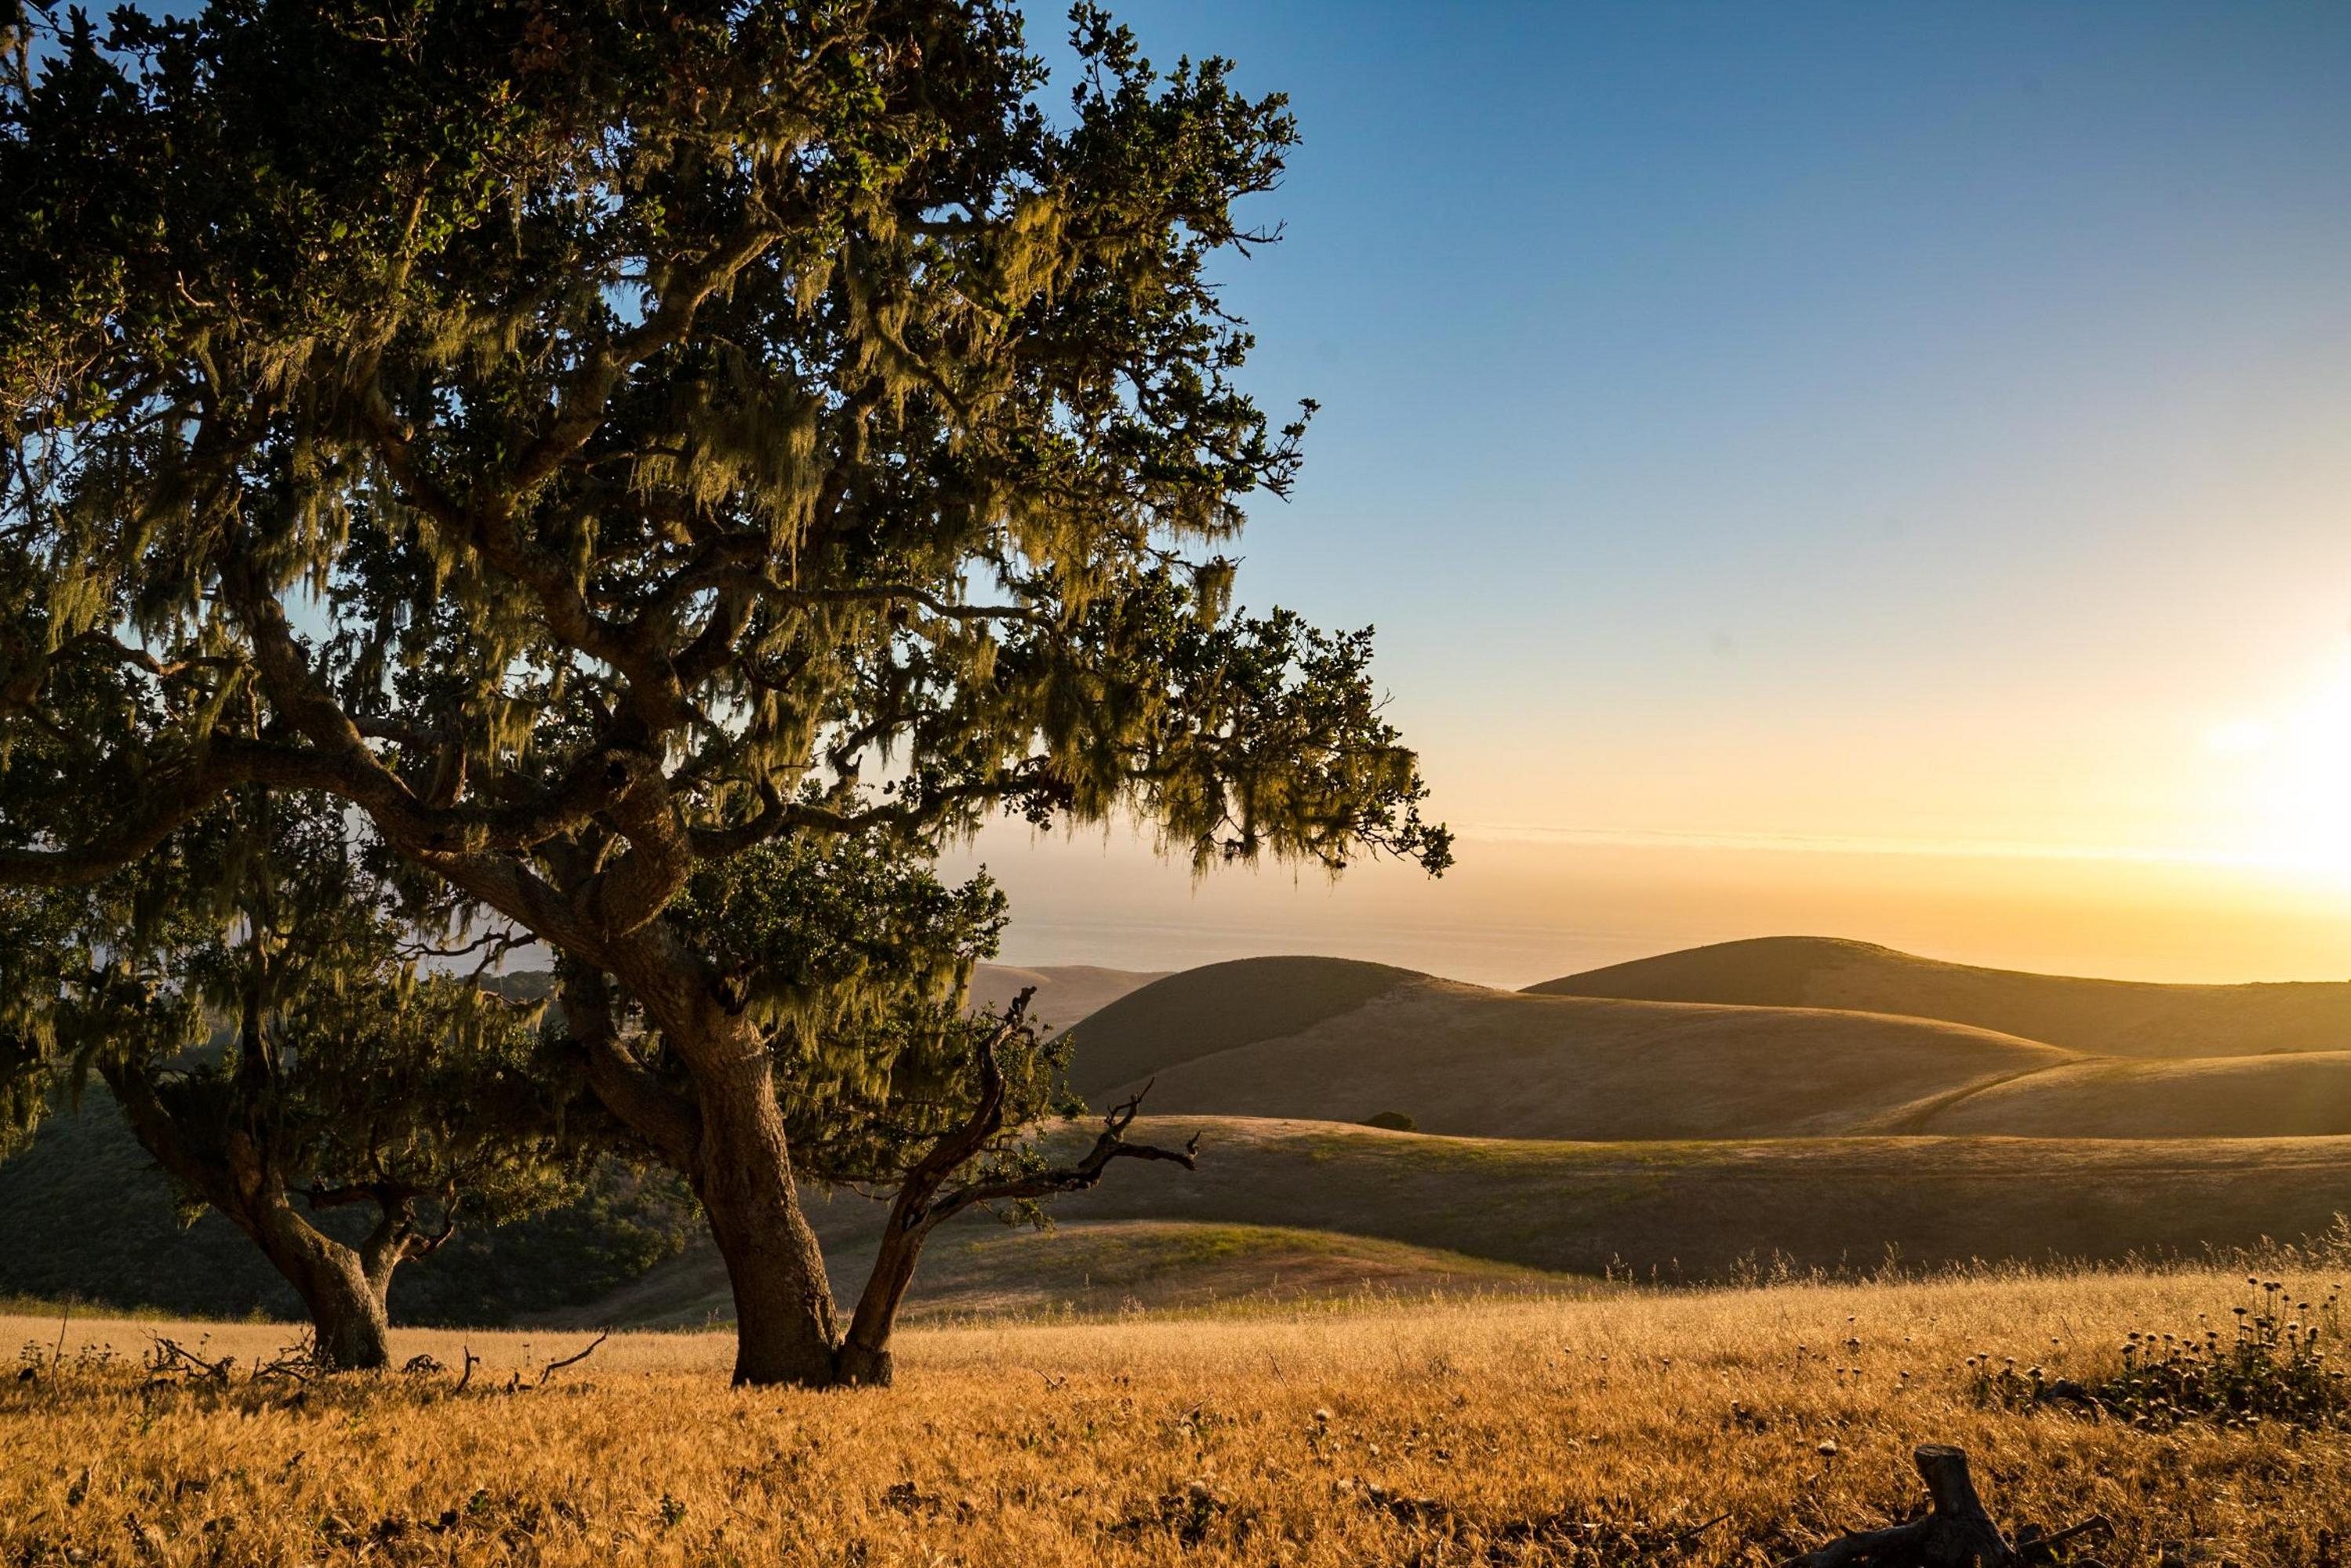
[964,964,1170,1037]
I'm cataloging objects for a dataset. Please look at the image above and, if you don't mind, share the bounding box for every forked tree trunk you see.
[689,1037,843,1388]
[101,1060,399,1373]
[242,1203,396,1374]
[578,975,1194,1390]
[830,1008,1205,1389]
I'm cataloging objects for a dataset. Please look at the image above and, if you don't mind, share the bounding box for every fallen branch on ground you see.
[252,1336,318,1385]
[140,1336,233,1388]
[537,1331,608,1388]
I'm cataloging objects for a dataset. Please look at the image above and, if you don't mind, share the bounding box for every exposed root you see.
[1775,1444,2112,1566]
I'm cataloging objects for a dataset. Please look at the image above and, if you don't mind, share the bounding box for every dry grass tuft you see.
[7,1267,2351,1564]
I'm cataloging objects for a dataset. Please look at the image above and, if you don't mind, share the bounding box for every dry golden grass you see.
[8,1266,2349,1565]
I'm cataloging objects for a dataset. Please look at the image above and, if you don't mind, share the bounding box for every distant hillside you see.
[1022,1116,2351,1278]
[1916,1051,2351,1137]
[0,1094,696,1324]
[546,1115,2351,1327]
[967,964,1168,1036]
[1531,936,2351,1057]
[1077,966,2073,1140]
[1062,956,1426,1099]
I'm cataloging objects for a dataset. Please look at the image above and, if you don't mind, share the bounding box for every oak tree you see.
[1,793,580,1370]
[0,0,1449,1384]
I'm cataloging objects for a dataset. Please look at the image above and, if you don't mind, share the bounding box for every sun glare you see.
[2215,662,2351,883]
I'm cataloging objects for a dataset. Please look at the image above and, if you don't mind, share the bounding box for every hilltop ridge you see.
[1532,935,2351,1057]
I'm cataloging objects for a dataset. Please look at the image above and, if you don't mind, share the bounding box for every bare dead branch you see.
[536,1331,609,1388]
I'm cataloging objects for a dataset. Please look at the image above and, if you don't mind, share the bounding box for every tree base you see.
[833,1342,893,1388]
[1775,1444,2113,1567]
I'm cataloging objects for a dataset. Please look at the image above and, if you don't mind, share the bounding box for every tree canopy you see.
[0,0,1448,1385]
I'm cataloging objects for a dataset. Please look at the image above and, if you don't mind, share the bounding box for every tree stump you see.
[1774,1444,2112,1567]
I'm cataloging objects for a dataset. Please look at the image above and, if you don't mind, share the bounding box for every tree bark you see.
[243,1202,395,1373]
[686,1024,842,1388]
[836,1196,928,1388]
[550,951,845,1388]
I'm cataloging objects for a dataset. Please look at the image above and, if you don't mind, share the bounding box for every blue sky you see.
[1042,2,2351,825]
[973,2,2351,981]
[102,2,2351,979]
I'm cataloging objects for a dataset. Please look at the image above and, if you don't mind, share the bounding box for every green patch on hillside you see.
[551,1217,1583,1330]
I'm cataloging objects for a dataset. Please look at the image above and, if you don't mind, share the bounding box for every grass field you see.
[8,1265,2349,1565]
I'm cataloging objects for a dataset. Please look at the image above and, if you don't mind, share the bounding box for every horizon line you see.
[1456,822,2282,869]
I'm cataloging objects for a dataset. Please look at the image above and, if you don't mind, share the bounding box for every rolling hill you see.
[1067,952,2351,1141]
[1072,963,2073,1139]
[547,1114,2351,1328]
[1918,1051,2351,1137]
[1062,956,1424,1099]
[1011,1116,2351,1279]
[966,963,1168,1036]
[548,1214,1579,1329]
[1532,935,2351,1057]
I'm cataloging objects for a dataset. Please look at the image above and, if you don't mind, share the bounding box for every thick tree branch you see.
[555,957,700,1168]
[0,736,341,887]
[925,1083,1201,1230]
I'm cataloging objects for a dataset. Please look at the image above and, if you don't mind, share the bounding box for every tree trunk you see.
[101,1059,396,1372]
[312,1274,394,1373]
[239,1196,395,1373]
[689,1032,842,1388]
[836,1219,923,1387]
[836,1175,944,1388]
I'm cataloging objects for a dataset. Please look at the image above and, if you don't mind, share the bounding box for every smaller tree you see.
[590,834,1199,1385]
[833,992,1199,1385]
[2,793,585,1370]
